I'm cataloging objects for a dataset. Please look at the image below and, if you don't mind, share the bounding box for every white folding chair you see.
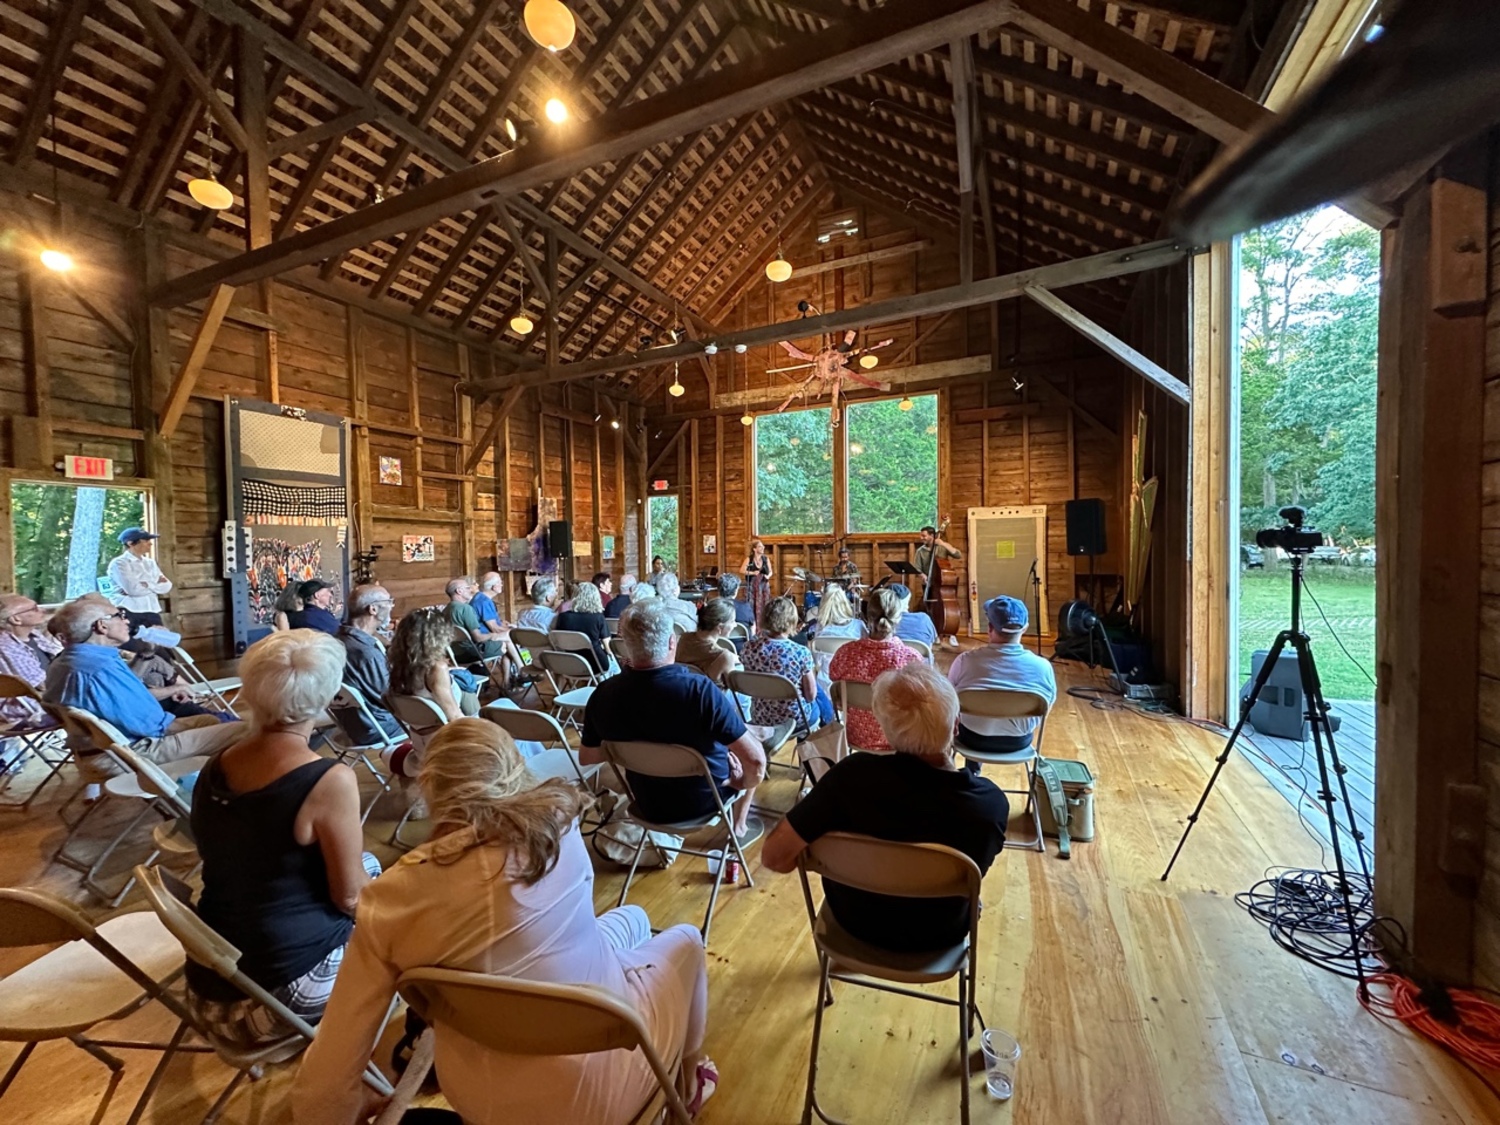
[955,689,1049,853]
[133,866,392,1123]
[169,647,242,716]
[832,680,894,756]
[397,969,692,1125]
[482,704,603,792]
[725,669,813,748]
[0,673,71,812]
[728,622,750,641]
[386,693,452,848]
[605,617,621,635]
[600,740,756,942]
[549,628,611,677]
[0,886,206,1125]
[325,685,401,824]
[901,638,934,662]
[809,635,853,658]
[796,832,985,1125]
[536,650,597,731]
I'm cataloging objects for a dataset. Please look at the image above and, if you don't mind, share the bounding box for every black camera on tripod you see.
[1254,505,1324,554]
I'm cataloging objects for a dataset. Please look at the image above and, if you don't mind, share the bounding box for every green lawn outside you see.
[1236,566,1376,701]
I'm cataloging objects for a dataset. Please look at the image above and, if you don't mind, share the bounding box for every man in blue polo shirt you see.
[581,600,779,847]
[947,594,1057,774]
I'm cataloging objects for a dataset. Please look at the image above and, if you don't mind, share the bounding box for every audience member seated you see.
[628,580,657,604]
[390,609,479,724]
[187,629,380,1045]
[676,599,737,684]
[273,585,303,632]
[582,601,770,846]
[445,576,506,667]
[648,556,668,586]
[888,583,939,649]
[604,574,634,618]
[0,594,61,726]
[471,572,506,634]
[762,662,1008,951]
[717,574,756,634]
[516,578,558,632]
[335,584,404,746]
[742,596,833,729]
[947,595,1057,773]
[591,572,615,610]
[653,573,699,635]
[292,718,716,1124]
[553,581,611,673]
[44,599,246,764]
[828,588,922,751]
[812,585,863,641]
[286,579,342,635]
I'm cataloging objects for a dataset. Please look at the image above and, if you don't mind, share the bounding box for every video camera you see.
[1254,506,1324,554]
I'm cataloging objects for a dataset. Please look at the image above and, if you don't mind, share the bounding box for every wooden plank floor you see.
[1,669,1495,1124]
[1239,699,1377,866]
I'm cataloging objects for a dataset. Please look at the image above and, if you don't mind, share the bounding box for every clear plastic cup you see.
[981,1028,1020,1100]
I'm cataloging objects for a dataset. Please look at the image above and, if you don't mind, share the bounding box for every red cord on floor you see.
[1360,972,1500,1072]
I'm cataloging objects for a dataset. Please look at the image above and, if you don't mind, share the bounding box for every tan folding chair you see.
[809,635,853,658]
[901,638,934,661]
[325,685,400,824]
[712,636,738,657]
[132,866,392,1123]
[726,669,814,747]
[728,622,750,641]
[397,968,692,1125]
[482,704,604,793]
[955,689,1048,853]
[600,740,756,941]
[832,680,893,756]
[169,647,242,716]
[536,649,597,731]
[386,693,452,846]
[606,616,621,635]
[0,886,205,1125]
[796,832,985,1125]
[0,673,71,812]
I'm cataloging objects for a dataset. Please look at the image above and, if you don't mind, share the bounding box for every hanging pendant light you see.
[509,270,535,336]
[859,353,879,370]
[39,105,74,272]
[668,362,685,397]
[898,395,915,411]
[544,97,569,124]
[39,248,73,272]
[187,90,233,209]
[524,0,577,52]
[765,250,792,283]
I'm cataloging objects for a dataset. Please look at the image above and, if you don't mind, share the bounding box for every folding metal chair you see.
[954,689,1049,853]
[482,704,603,792]
[536,650,597,732]
[549,628,611,677]
[809,635,853,658]
[728,622,750,642]
[796,832,985,1125]
[832,680,894,756]
[0,674,71,812]
[725,669,812,761]
[901,638,934,662]
[0,885,208,1125]
[132,866,392,1124]
[169,647,242,716]
[599,740,756,942]
[606,617,621,635]
[325,685,401,824]
[397,968,692,1125]
[386,693,451,848]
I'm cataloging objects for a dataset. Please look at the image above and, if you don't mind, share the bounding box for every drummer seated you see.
[888,584,939,649]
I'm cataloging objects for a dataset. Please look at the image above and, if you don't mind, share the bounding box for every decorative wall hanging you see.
[379,456,403,485]
[248,537,325,627]
[703,534,717,555]
[402,534,436,563]
[241,479,348,526]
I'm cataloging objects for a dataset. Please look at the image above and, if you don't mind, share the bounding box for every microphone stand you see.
[1028,558,1044,656]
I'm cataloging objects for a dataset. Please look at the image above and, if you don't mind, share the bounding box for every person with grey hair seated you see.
[604,573,634,618]
[581,600,774,847]
[335,584,404,746]
[43,598,246,765]
[516,577,559,632]
[762,662,1008,951]
[628,580,657,604]
[554,581,611,673]
[653,572,698,635]
[188,629,381,1045]
[445,576,506,666]
[716,573,756,633]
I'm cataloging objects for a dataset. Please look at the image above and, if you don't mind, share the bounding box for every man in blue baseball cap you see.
[106,527,176,636]
[946,593,1056,775]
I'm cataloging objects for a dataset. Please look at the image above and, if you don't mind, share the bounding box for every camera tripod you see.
[1161,552,1374,989]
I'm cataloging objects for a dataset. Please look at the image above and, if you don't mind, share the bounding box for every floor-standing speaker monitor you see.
[1065,498,1107,557]
[547,520,572,558]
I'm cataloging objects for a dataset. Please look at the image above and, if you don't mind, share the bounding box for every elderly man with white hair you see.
[516,577,559,632]
[604,573,634,618]
[43,598,247,764]
[581,600,775,846]
[762,662,1008,951]
[653,572,699,635]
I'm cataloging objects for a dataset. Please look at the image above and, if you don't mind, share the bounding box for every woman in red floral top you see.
[828,588,922,751]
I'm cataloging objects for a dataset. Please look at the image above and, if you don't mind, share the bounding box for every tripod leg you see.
[1292,641,1374,885]
[1162,632,1294,882]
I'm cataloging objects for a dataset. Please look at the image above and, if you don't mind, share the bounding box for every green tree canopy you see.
[846,395,939,533]
[756,407,834,536]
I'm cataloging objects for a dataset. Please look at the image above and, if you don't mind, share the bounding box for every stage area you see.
[0,665,1488,1125]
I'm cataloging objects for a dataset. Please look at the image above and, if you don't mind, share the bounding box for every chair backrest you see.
[0,673,41,701]
[59,704,136,753]
[329,683,401,748]
[602,740,714,781]
[956,688,1049,720]
[901,638,933,660]
[388,693,450,747]
[712,636,737,656]
[485,705,569,747]
[834,679,875,714]
[603,636,625,665]
[397,968,691,1125]
[538,649,594,681]
[548,629,595,655]
[726,669,800,702]
[111,741,192,818]
[801,831,982,904]
[605,617,620,635]
[511,627,551,654]
[671,622,687,638]
[810,635,853,657]
[0,885,99,948]
[728,622,750,640]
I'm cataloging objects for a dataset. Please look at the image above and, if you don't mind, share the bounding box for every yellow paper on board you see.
[996,540,1016,559]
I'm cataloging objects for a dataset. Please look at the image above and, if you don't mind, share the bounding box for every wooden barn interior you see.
[0,0,1498,1122]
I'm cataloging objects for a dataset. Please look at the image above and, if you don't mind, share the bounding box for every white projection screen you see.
[967,505,1048,635]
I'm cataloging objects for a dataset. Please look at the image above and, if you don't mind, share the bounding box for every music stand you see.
[883,561,923,579]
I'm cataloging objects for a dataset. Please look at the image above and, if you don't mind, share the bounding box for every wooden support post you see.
[465,385,526,474]
[689,419,700,575]
[16,266,53,468]
[235,30,271,251]
[348,307,374,557]
[123,0,251,152]
[591,389,604,568]
[499,401,514,620]
[615,404,628,577]
[1024,285,1192,403]
[160,284,235,439]
[1375,160,1488,985]
[137,229,178,584]
[406,328,423,511]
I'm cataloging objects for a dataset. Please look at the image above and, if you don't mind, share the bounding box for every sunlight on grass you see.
[1236,567,1375,701]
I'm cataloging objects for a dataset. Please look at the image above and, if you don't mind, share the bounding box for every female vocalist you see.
[741,538,772,624]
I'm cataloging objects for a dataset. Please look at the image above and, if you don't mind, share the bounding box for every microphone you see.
[1027,557,1038,581]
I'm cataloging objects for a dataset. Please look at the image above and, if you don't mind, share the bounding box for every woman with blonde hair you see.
[828,586,922,751]
[389,608,478,723]
[292,718,715,1124]
[553,580,611,673]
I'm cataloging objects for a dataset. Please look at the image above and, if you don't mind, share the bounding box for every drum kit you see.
[787,549,871,612]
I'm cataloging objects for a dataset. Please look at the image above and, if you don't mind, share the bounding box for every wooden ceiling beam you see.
[10,0,88,165]
[1024,283,1189,401]
[116,7,211,205]
[671,160,797,300]
[497,201,550,301]
[267,108,378,160]
[700,179,833,319]
[412,205,496,317]
[479,236,1189,389]
[140,29,236,216]
[153,0,1026,307]
[1006,0,1270,146]
[121,0,250,151]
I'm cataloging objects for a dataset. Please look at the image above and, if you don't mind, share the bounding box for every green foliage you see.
[755,407,834,536]
[846,395,939,533]
[1239,208,1379,545]
[1238,568,1374,701]
[11,483,146,604]
[648,494,679,566]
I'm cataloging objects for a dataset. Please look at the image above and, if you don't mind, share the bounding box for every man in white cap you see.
[946,594,1057,774]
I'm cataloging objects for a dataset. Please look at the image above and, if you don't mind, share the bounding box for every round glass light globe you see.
[524,0,576,52]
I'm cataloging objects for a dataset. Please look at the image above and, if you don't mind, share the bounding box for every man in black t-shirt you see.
[763,662,1008,951]
[582,600,772,845]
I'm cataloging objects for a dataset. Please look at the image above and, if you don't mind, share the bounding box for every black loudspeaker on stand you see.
[547,520,573,558]
[1065,498,1107,557]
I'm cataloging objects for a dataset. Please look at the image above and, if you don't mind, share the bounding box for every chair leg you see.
[957,967,971,1125]
[72,1037,126,1125]
[1026,761,1045,853]
[0,1041,36,1099]
[616,824,652,909]
[122,1018,191,1125]
[700,846,726,942]
[52,789,112,870]
[803,955,849,1125]
[200,1067,250,1125]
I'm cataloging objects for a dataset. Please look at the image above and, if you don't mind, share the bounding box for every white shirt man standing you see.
[106,528,180,645]
[947,595,1057,774]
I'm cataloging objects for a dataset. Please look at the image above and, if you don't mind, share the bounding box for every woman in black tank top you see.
[186,630,378,1043]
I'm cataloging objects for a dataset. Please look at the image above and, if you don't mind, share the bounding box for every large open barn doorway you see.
[9,481,149,605]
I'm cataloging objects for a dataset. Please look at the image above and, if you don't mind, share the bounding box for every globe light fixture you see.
[610,417,621,430]
[898,395,915,411]
[39,248,73,272]
[509,312,535,336]
[188,174,234,210]
[668,363,686,397]
[524,0,576,52]
[859,353,879,370]
[544,98,569,124]
[765,251,793,283]
[741,412,753,426]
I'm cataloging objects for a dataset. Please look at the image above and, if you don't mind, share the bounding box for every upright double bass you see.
[921,516,964,637]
